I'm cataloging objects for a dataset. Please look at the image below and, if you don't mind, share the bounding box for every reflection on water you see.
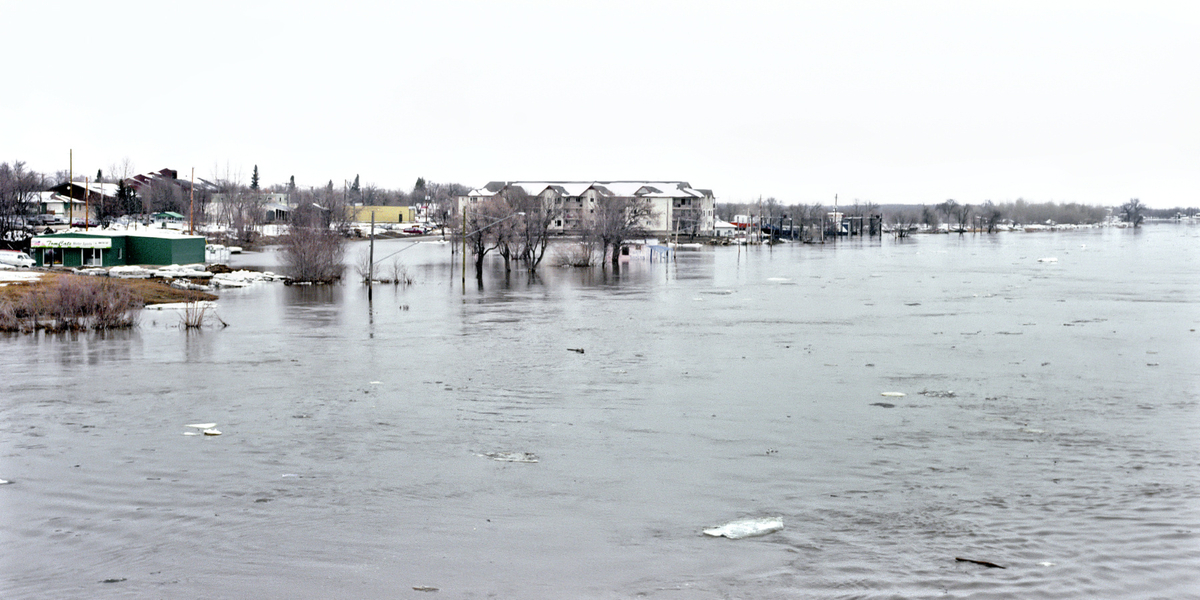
[1,225,1198,599]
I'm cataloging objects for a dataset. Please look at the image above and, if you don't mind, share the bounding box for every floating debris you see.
[183,423,221,436]
[956,557,1006,569]
[703,517,784,539]
[919,390,956,398]
[0,479,12,485]
[100,578,127,583]
[880,392,906,397]
[1037,257,1058,263]
[412,586,439,592]
[478,452,538,463]
[567,348,585,354]
[870,402,896,408]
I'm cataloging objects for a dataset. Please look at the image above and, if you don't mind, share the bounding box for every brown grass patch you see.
[0,273,217,332]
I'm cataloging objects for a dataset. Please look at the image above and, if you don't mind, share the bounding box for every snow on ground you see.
[0,270,43,285]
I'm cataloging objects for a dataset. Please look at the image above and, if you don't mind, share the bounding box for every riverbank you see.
[0,272,216,332]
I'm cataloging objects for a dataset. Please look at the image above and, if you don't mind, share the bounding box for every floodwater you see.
[2,225,1198,599]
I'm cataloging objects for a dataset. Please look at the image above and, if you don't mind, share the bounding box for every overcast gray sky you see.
[4,1,1196,207]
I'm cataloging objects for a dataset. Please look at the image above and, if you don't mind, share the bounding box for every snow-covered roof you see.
[50,182,119,198]
[30,191,87,205]
[467,181,713,200]
[41,228,205,240]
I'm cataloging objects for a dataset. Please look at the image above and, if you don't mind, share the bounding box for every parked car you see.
[0,249,36,268]
[72,218,100,227]
[30,214,64,225]
[402,226,427,235]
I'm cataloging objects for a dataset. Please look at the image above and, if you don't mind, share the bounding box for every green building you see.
[31,231,206,267]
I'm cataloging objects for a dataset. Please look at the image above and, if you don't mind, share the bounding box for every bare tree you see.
[142,178,185,214]
[0,161,43,243]
[512,189,559,272]
[921,204,940,230]
[462,197,508,279]
[491,193,521,273]
[891,211,918,238]
[937,199,958,231]
[980,200,1004,233]
[210,166,266,244]
[281,200,346,283]
[1120,198,1145,227]
[585,195,655,267]
[953,203,973,233]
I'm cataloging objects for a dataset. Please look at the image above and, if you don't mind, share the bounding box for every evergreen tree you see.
[351,174,360,193]
[96,169,103,183]
[116,179,138,215]
[251,165,260,190]
[414,177,426,193]
[326,180,334,194]
[288,175,296,191]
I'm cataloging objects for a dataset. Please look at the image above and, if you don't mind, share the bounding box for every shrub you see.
[0,275,141,332]
[281,226,346,283]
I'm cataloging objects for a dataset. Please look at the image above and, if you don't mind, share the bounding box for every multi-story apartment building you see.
[459,181,715,235]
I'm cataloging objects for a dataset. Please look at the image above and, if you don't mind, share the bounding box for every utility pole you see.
[189,167,195,235]
[369,211,375,300]
[69,149,73,224]
[461,207,467,290]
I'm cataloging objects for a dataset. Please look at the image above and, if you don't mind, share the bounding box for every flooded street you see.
[2,225,1198,599]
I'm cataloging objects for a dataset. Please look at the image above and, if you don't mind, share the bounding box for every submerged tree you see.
[280,201,346,283]
[1120,198,1145,227]
[462,197,507,279]
[585,195,655,268]
[980,200,1004,233]
[513,189,559,271]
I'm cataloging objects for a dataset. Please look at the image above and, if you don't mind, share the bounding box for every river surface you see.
[2,225,1198,599]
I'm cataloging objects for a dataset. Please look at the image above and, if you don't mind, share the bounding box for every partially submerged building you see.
[30,230,205,267]
[459,181,716,235]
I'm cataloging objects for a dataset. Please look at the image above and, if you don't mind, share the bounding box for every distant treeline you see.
[716,197,1198,227]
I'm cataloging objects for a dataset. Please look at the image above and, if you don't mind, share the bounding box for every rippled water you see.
[2,225,1198,599]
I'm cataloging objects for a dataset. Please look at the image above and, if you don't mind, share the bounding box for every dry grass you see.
[0,273,217,332]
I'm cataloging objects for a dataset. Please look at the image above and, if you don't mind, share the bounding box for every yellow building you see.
[348,205,414,224]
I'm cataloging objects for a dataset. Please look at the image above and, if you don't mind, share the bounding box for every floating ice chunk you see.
[185,423,217,429]
[1038,561,1056,567]
[880,392,906,397]
[703,517,784,539]
[477,452,538,463]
